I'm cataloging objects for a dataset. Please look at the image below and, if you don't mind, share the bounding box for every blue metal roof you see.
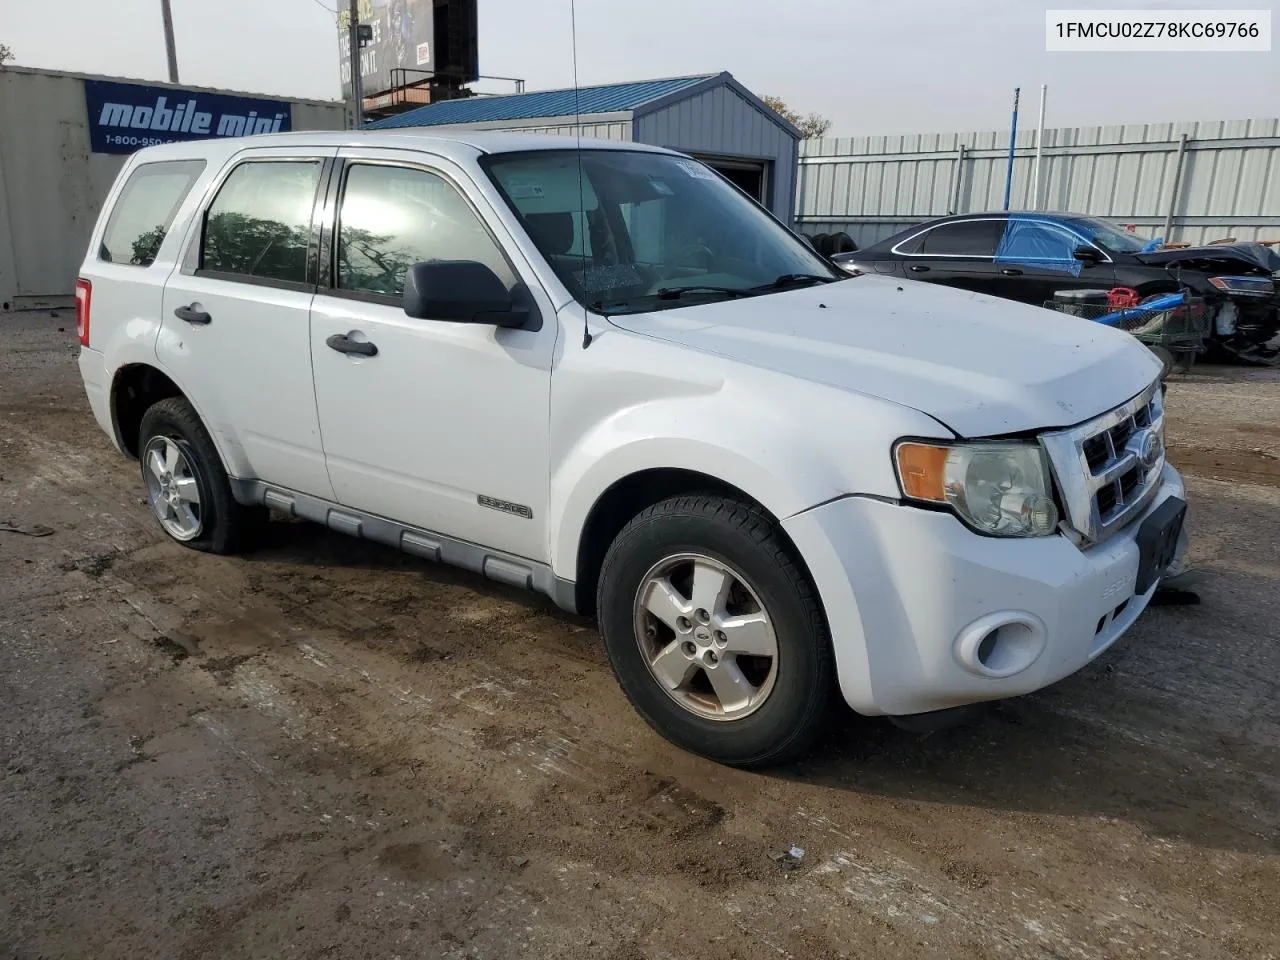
[368,75,715,129]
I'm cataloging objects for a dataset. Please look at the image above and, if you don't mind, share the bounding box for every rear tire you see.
[138,397,265,554]
[596,495,833,767]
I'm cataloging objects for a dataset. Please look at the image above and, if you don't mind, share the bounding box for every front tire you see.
[138,397,264,554]
[597,496,834,767]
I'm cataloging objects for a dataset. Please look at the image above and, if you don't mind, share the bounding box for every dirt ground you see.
[2,311,1278,960]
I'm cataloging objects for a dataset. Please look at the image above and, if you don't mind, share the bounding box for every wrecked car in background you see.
[833,212,1280,365]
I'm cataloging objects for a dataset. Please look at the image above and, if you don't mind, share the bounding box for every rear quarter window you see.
[99,160,205,267]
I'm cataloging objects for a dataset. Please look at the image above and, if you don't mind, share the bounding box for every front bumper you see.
[782,464,1187,716]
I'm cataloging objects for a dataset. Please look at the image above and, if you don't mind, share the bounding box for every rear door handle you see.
[1001,268,1023,276]
[909,264,931,273]
[326,332,378,357]
[174,304,211,325]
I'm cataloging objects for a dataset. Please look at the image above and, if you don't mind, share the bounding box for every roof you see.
[118,129,675,167]
[369,75,716,130]
[0,64,344,109]
[906,211,1089,223]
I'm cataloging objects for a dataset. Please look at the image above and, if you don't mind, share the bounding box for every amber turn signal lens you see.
[896,443,949,502]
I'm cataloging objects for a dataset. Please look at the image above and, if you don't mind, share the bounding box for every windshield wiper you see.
[655,285,757,301]
[750,273,838,291]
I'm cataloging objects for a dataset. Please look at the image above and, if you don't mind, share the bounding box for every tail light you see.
[75,278,92,346]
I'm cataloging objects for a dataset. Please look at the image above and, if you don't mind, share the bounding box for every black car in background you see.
[832,212,1280,364]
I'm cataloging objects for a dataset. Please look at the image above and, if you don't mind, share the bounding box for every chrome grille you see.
[1041,381,1165,544]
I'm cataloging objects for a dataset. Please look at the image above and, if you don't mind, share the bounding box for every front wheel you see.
[597,496,834,767]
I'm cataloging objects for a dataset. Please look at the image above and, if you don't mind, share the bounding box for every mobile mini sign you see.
[83,80,293,155]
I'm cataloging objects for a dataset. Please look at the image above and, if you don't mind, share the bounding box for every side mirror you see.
[1073,245,1102,264]
[402,260,527,327]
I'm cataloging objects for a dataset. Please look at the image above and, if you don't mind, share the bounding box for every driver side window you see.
[336,163,516,298]
[998,220,1082,263]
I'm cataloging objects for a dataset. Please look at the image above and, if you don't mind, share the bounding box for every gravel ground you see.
[2,312,1278,960]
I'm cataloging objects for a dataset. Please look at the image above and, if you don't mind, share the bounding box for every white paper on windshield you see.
[675,159,716,180]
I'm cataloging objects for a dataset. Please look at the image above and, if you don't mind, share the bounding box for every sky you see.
[5,0,1279,136]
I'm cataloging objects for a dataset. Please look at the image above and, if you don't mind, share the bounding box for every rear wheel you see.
[138,397,265,554]
[597,495,833,767]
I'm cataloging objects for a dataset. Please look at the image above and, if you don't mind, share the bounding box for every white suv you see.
[76,131,1187,766]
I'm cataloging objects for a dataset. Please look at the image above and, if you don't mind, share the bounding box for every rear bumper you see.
[78,347,120,453]
[783,464,1187,717]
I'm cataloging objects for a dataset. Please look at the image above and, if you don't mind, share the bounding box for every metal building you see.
[367,72,802,223]
[0,66,346,311]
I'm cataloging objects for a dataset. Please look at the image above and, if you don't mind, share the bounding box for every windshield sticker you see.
[648,177,674,196]
[675,159,717,181]
[508,183,545,200]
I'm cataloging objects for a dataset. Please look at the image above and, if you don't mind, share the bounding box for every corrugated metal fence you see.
[797,119,1280,249]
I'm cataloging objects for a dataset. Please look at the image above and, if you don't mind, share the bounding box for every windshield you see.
[482,149,843,314]
[1068,217,1154,254]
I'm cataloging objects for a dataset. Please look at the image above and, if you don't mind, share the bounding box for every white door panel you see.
[158,149,336,498]
[309,150,555,562]
[311,295,551,559]
[160,277,329,493]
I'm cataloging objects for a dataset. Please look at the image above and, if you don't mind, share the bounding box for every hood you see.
[607,276,1161,438]
[1136,242,1280,274]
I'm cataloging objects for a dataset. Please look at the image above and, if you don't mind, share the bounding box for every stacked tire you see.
[807,232,857,257]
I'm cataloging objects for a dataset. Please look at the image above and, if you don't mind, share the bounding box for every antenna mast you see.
[570,0,591,348]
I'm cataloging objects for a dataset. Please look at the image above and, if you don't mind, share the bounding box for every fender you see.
[104,333,249,479]
[550,389,882,582]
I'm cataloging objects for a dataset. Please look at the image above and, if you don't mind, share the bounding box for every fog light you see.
[954,611,1048,678]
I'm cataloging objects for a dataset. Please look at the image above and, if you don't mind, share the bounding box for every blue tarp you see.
[1095,291,1185,328]
[994,214,1083,276]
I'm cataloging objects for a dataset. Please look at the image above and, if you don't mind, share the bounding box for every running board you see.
[230,479,579,614]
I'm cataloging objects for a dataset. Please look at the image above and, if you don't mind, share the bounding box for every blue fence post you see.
[1003,87,1020,212]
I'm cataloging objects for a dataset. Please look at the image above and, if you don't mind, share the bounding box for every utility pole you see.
[160,0,179,84]
[1031,85,1047,211]
[347,0,364,128]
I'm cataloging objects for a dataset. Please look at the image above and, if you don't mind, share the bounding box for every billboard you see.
[339,0,435,100]
[83,80,293,155]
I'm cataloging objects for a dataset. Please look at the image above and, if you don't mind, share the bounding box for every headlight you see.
[895,441,1059,537]
[1208,275,1275,298]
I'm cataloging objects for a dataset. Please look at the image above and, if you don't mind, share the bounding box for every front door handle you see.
[1001,268,1023,276]
[909,264,931,273]
[174,304,212,325]
[326,332,378,357]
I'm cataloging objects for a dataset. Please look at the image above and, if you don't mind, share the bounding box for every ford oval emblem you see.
[1132,429,1160,469]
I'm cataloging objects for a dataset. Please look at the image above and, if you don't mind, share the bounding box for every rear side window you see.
[893,231,926,254]
[99,160,205,267]
[200,160,322,286]
[918,220,1006,257]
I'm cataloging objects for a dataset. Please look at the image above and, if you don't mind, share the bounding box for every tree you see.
[0,43,15,65]
[761,95,831,140]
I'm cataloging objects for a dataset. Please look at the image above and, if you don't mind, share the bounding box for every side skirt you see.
[229,479,580,615]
